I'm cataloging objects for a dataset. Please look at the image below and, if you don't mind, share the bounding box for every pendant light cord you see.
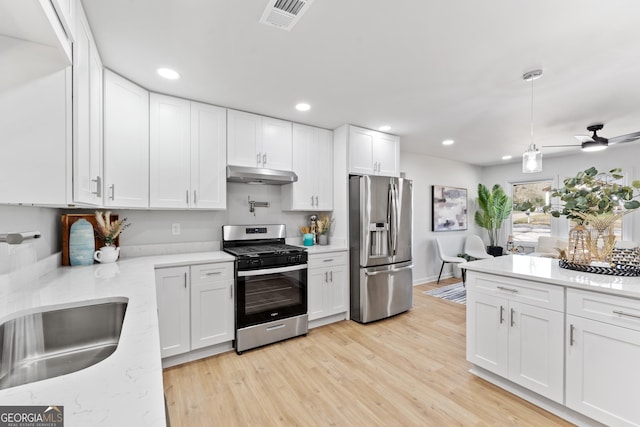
[530,77,534,148]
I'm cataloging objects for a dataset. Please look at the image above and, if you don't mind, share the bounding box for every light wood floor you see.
[163,278,574,426]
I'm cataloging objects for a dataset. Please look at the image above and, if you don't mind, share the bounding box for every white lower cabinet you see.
[566,289,640,426]
[155,262,234,360]
[466,273,564,403]
[155,266,190,358]
[308,251,348,327]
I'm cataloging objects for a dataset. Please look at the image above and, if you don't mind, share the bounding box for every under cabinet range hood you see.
[226,165,298,185]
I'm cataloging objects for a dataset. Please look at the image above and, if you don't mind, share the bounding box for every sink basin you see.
[0,299,128,390]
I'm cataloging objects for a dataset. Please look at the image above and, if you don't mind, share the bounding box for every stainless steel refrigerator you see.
[349,175,413,323]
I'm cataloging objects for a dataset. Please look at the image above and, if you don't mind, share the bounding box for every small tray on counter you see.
[559,259,640,277]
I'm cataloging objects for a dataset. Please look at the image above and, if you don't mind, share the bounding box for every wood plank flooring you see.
[163,278,574,426]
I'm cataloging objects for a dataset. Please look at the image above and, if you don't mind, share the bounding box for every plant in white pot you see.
[474,183,513,257]
[94,211,130,263]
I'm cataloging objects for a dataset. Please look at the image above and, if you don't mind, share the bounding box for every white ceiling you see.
[81,0,640,167]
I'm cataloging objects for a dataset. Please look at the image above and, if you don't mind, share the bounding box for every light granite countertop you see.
[0,251,235,427]
[463,254,640,299]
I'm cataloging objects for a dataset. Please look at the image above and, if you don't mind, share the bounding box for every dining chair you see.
[464,235,494,260]
[435,237,467,284]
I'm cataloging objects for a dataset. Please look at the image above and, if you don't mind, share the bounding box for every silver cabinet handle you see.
[204,271,222,276]
[377,162,381,172]
[323,259,334,262]
[330,271,333,282]
[497,286,519,293]
[184,272,187,288]
[91,176,102,197]
[257,152,261,166]
[230,284,233,299]
[109,184,115,200]
[510,308,515,327]
[186,190,189,205]
[499,306,504,324]
[311,195,314,206]
[315,196,319,206]
[324,271,328,283]
[194,190,197,205]
[613,310,640,319]
[569,324,575,346]
[263,153,267,165]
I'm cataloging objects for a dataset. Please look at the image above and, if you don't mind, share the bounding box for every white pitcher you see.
[94,245,120,263]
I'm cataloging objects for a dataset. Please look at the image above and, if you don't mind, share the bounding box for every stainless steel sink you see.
[0,299,128,390]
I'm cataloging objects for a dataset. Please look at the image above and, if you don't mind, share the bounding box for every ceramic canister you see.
[69,219,95,266]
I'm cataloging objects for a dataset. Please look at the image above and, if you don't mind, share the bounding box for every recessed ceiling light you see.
[295,103,311,111]
[157,68,180,80]
[502,155,512,160]
[442,139,454,146]
[378,125,391,132]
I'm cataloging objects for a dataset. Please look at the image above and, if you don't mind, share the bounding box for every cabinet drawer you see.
[308,251,348,269]
[191,263,234,284]
[469,272,564,311]
[567,288,640,331]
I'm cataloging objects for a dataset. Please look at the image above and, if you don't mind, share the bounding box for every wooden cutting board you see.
[61,214,120,266]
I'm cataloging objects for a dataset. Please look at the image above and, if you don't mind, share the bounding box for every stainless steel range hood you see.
[226,165,298,185]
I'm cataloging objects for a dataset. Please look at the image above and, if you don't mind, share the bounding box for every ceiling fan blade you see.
[608,131,640,145]
[542,144,580,148]
[574,135,595,143]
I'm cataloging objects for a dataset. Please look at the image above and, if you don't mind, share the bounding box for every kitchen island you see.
[0,251,234,427]
[464,255,640,427]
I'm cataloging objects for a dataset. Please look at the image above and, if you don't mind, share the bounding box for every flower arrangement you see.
[316,214,334,235]
[94,211,130,246]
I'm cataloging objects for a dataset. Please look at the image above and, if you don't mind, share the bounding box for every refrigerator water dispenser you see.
[369,222,389,257]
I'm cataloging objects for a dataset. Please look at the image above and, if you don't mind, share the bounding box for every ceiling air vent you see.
[259,0,315,31]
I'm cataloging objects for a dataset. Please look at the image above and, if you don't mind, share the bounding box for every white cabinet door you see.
[261,117,292,171]
[349,126,375,175]
[103,70,149,208]
[466,291,509,377]
[308,267,328,321]
[149,93,191,208]
[374,133,399,177]
[190,102,226,209]
[155,267,190,358]
[73,10,102,205]
[566,314,640,426]
[190,263,234,350]
[326,262,347,315]
[508,301,564,403]
[227,109,262,168]
[314,128,333,210]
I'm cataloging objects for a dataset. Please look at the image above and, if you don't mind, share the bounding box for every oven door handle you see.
[238,263,308,277]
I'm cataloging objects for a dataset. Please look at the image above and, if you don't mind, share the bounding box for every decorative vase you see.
[303,234,314,246]
[318,234,328,245]
[584,212,622,265]
[69,219,95,266]
[94,245,120,263]
[567,224,591,264]
[486,245,503,257]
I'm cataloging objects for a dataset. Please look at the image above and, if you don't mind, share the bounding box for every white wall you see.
[400,152,483,285]
[481,143,640,244]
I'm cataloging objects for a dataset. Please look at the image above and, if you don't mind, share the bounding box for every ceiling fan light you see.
[581,142,607,152]
[522,144,542,173]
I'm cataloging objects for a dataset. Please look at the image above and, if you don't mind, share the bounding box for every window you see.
[511,180,552,244]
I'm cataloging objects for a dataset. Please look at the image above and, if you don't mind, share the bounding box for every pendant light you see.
[522,69,543,173]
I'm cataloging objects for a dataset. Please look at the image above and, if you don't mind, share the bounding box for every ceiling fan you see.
[544,124,640,152]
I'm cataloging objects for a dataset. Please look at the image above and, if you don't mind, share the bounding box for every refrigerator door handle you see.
[365,264,413,276]
[390,183,399,255]
[387,183,393,255]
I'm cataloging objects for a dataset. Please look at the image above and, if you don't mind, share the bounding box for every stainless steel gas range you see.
[222,224,308,354]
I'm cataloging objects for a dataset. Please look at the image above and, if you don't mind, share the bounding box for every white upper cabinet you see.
[348,125,399,177]
[227,109,292,171]
[190,101,227,209]
[73,2,103,205]
[150,93,227,209]
[150,94,192,208]
[103,70,149,208]
[282,124,333,211]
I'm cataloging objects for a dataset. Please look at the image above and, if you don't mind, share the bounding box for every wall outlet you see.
[171,223,181,235]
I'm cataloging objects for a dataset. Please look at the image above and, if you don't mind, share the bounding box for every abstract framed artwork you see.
[432,185,468,232]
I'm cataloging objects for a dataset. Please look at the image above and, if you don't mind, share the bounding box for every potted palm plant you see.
[474,183,513,257]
